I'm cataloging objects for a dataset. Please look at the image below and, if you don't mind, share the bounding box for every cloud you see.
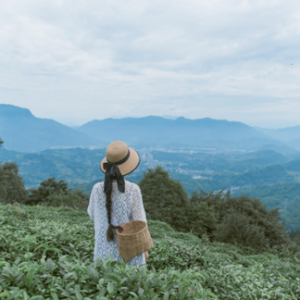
[0,0,300,127]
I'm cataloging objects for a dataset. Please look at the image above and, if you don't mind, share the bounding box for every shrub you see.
[25,177,89,209]
[189,188,290,251]
[0,162,27,204]
[215,211,267,251]
[44,190,89,210]
[139,166,189,231]
[26,177,69,205]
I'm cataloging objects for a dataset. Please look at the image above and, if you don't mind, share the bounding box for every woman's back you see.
[88,179,147,266]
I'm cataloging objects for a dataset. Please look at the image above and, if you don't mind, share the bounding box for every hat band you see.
[106,149,130,167]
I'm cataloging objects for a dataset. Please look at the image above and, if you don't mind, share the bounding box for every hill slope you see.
[0,104,98,152]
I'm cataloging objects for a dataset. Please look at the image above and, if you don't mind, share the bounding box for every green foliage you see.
[289,230,300,247]
[26,177,69,205]
[150,236,300,299]
[139,166,189,230]
[0,203,299,299]
[0,141,89,210]
[186,197,218,238]
[189,189,290,251]
[0,257,215,299]
[139,167,290,252]
[215,211,267,250]
[25,177,88,209]
[0,139,27,204]
[0,162,27,204]
[43,190,89,210]
[0,204,216,300]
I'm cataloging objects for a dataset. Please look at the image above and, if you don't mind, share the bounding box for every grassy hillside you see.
[1,203,299,299]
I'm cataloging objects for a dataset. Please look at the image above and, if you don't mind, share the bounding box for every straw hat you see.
[100,141,140,176]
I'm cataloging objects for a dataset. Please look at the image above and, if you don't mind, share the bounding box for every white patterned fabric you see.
[87,179,147,267]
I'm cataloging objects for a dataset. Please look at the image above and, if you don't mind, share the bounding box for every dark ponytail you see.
[104,173,124,242]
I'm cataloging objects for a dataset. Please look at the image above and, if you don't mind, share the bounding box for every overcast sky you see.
[0,0,300,128]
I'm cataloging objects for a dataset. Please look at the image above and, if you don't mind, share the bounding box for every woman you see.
[87,141,149,267]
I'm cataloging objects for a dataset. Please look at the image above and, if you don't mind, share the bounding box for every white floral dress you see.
[87,179,147,267]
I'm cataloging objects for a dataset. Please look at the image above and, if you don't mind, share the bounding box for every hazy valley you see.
[1,104,300,231]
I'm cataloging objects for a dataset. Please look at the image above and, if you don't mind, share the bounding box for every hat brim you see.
[100,147,140,176]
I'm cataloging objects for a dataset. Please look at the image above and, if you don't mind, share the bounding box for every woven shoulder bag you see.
[100,182,153,261]
[112,207,154,261]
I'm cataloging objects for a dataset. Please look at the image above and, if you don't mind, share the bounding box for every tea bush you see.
[0,256,216,300]
[0,203,299,299]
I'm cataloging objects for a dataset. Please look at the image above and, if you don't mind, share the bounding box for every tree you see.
[26,177,69,205]
[44,189,89,210]
[0,137,3,165]
[0,137,27,204]
[139,166,189,231]
[289,230,300,247]
[26,177,89,209]
[216,210,268,251]
[0,162,27,204]
[187,189,219,239]
[190,188,290,251]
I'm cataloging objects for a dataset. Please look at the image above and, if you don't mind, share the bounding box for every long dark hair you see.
[104,173,124,242]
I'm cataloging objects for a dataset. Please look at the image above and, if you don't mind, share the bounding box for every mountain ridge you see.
[0,104,99,152]
[256,126,300,147]
[0,104,298,153]
[78,115,284,151]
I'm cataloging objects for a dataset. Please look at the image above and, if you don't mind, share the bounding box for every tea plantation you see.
[0,203,299,300]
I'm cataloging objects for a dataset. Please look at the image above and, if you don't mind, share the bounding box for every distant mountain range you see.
[0,105,99,152]
[256,127,300,148]
[0,104,299,153]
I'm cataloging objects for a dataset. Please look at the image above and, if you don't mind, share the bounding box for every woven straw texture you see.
[116,220,154,260]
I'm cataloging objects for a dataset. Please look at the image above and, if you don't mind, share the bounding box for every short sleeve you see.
[131,185,147,222]
[87,184,98,222]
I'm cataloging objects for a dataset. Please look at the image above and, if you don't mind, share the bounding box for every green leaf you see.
[129,292,138,298]
[163,291,169,300]
[61,289,71,298]
[107,282,114,295]
[75,290,83,300]
[138,288,144,297]
[50,292,59,300]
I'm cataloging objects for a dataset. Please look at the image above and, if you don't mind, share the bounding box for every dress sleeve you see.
[131,185,147,222]
[87,184,98,222]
